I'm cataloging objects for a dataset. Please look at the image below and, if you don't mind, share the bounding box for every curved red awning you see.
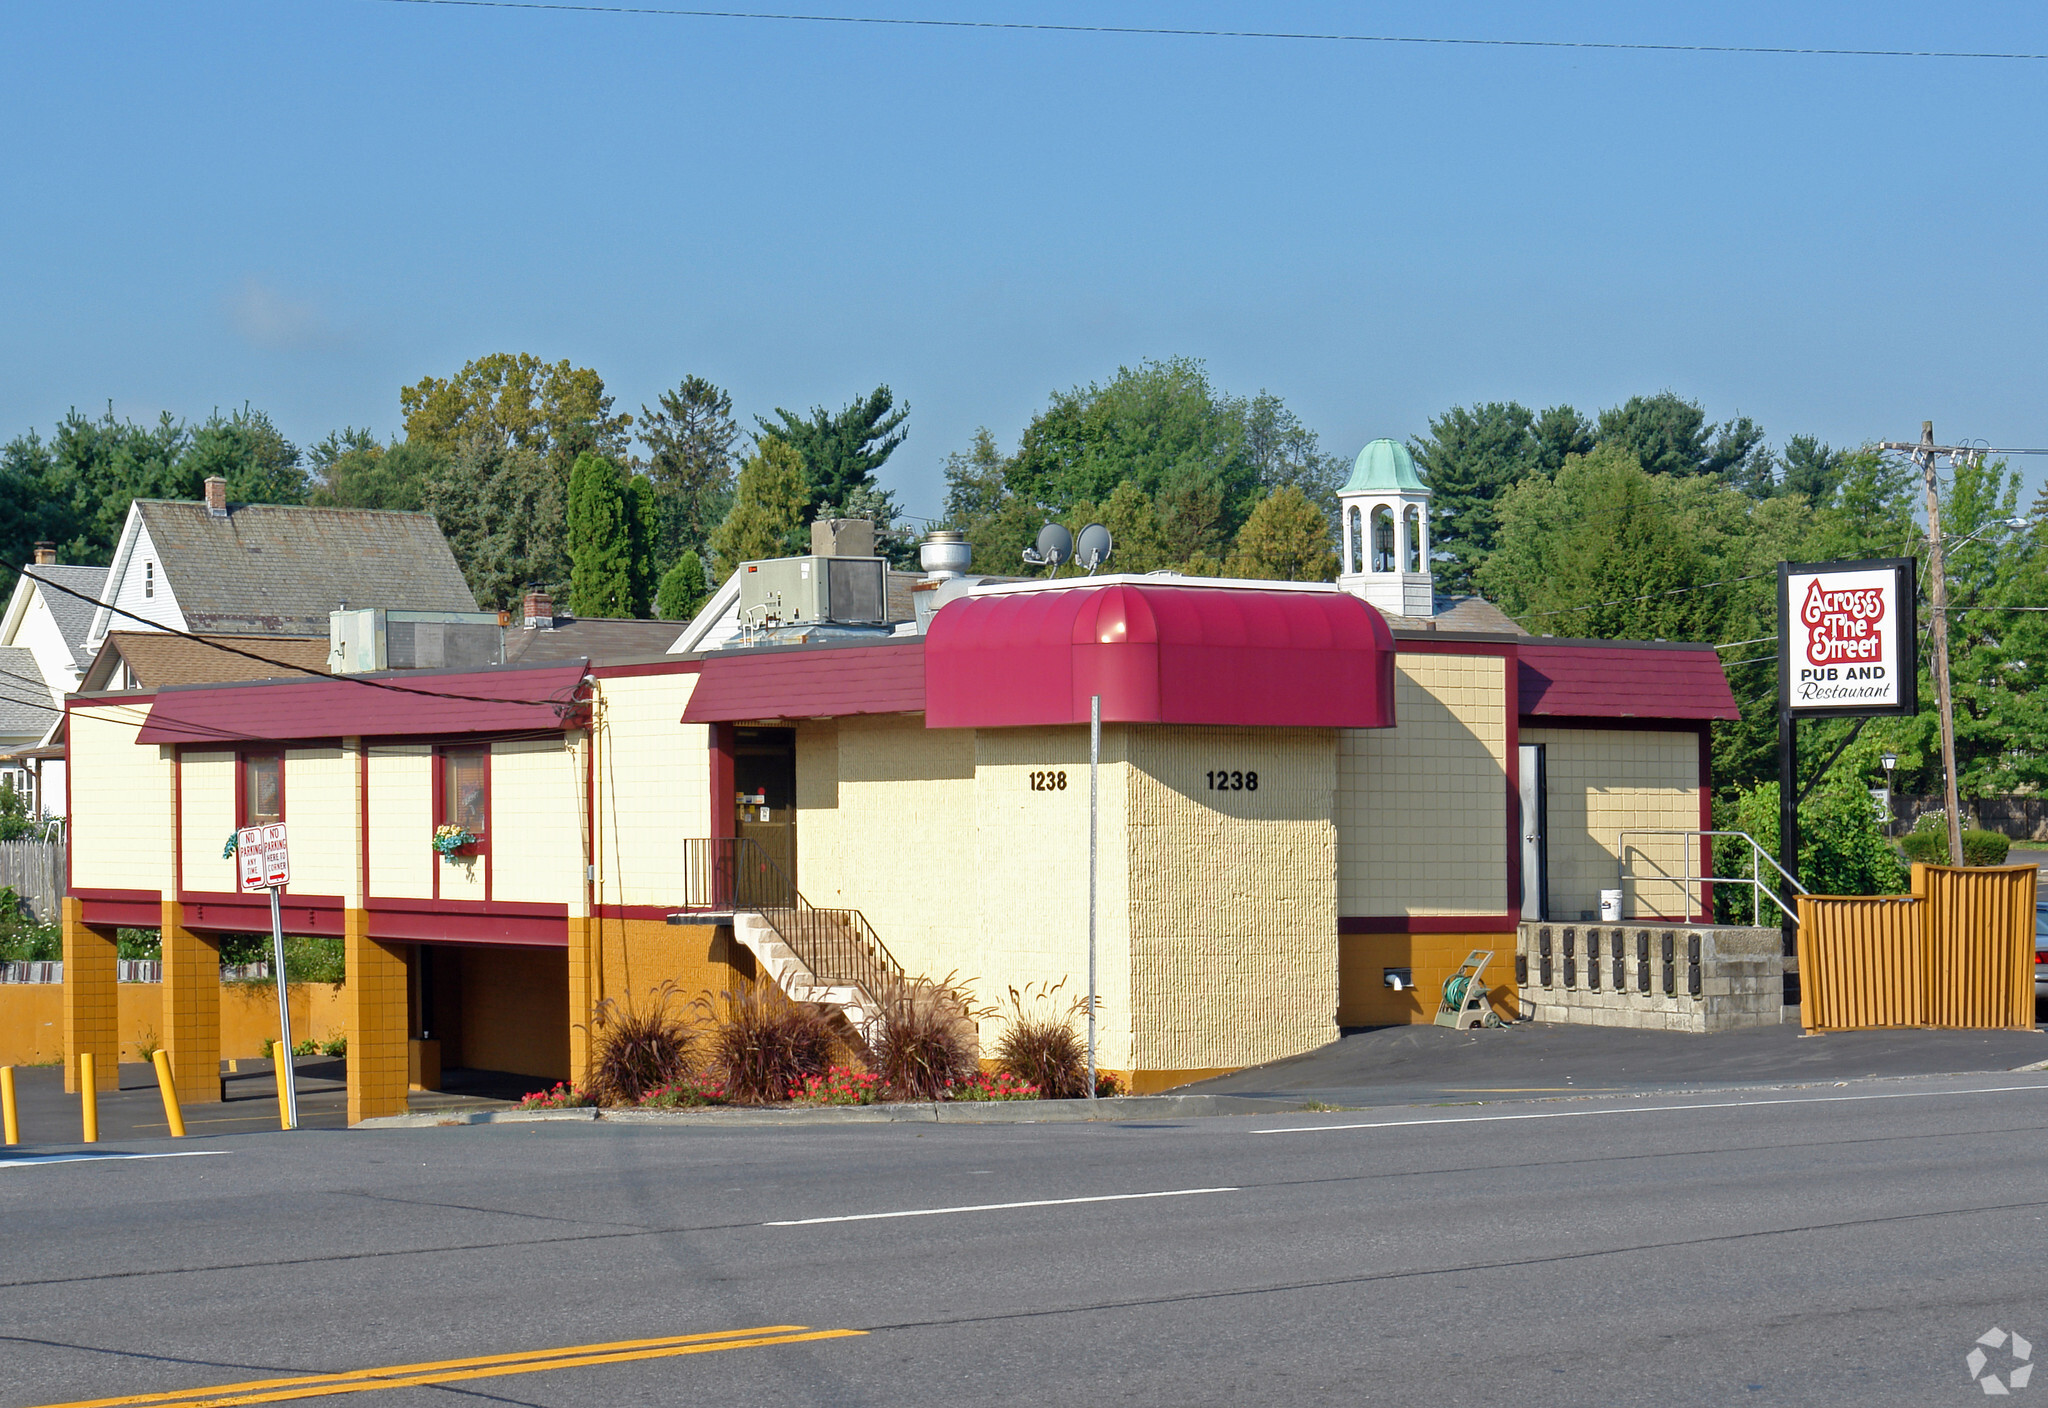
[924,582,1396,729]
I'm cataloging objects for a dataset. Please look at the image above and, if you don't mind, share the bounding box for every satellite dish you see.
[1022,523,1073,570]
[1076,523,1113,574]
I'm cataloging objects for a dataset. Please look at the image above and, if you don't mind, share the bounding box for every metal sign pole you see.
[1087,693,1099,1103]
[268,883,299,1130]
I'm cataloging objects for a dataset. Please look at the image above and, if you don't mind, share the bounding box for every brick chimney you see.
[32,542,56,566]
[522,587,554,630]
[203,476,228,516]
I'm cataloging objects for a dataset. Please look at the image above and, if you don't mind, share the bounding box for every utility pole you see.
[1878,423,1963,866]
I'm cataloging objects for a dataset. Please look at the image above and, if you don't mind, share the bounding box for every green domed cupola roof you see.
[1343,438,1429,495]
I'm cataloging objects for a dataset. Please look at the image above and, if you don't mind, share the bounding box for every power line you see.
[360,1,2048,62]
[1510,570,1772,622]
[3,560,590,716]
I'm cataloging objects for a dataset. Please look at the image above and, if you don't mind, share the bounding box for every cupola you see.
[1336,438,1433,619]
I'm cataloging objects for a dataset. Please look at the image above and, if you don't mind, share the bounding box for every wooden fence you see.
[0,838,63,922]
[1796,863,2036,1033]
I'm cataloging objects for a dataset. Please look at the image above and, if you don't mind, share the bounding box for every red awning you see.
[134,661,591,744]
[1517,642,1739,721]
[681,641,927,722]
[924,582,1396,729]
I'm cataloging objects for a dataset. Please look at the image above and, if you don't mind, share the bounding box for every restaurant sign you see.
[1777,558,1919,718]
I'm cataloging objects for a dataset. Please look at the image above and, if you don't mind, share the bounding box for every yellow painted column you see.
[61,898,118,1094]
[566,915,597,1089]
[343,909,409,1123]
[159,901,222,1106]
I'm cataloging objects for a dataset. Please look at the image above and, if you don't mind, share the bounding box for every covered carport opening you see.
[413,940,571,1098]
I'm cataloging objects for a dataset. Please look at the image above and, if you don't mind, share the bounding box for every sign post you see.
[238,823,298,1130]
[1776,558,1919,943]
[1087,693,1099,1104]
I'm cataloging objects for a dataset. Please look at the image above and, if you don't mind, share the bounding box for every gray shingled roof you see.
[134,501,477,636]
[23,565,109,670]
[1379,595,1528,635]
[0,647,58,738]
[503,617,685,667]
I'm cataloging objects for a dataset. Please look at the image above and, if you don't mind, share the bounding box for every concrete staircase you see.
[730,910,886,1044]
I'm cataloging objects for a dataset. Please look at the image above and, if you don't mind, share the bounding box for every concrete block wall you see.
[1339,653,1508,917]
[1515,922,1783,1032]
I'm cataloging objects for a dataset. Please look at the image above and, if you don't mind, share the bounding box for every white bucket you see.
[1599,888,1623,921]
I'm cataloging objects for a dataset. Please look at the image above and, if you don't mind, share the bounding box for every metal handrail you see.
[1617,829,1808,929]
[672,837,904,1001]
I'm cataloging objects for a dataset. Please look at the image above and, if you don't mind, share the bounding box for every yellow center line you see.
[29,1326,865,1408]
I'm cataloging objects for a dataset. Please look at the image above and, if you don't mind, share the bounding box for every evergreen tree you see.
[1224,486,1339,582]
[639,375,739,572]
[757,385,907,518]
[567,453,634,618]
[708,437,809,579]
[423,439,567,610]
[625,472,659,618]
[656,549,709,622]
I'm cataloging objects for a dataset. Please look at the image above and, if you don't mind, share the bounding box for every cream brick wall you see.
[1525,726,1702,921]
[1339,652,1509,916]
[1124,726,1337,1072]
[285,747,356,897]
[490,735,584,904]
[972,725,1131,1073]
[594,674,710,909]
[179,751,237,894]
[70,704,173,894]
[367,744,433,899]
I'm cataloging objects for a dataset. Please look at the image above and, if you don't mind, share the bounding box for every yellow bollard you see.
[1,1065,18,1145]
[274,1049,292,1131]
[151,1050,186,1139]
[79,1051,99,1144]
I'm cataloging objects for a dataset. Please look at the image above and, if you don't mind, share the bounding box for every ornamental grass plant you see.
[708,977,842,1104]
[582,981,703,1107]
[993,980,1092,1100]
[871,972,987,1101]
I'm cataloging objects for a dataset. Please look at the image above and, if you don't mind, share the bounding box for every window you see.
[1404,505,1423,573]
[144,561,154,599]
[242,752,282,826]
[1370,506,1396,573]
[441,746,488,840]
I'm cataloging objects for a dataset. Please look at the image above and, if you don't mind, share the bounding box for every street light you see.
[1880,752,1898,836]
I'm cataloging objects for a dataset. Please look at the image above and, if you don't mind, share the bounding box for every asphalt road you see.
[6,1071,2048,1407]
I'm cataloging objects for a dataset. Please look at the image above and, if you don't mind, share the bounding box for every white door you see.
[1518,743,1547,921]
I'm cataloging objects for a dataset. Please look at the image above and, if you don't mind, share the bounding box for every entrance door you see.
[733,727,797,897]
[1518,743,1548,921]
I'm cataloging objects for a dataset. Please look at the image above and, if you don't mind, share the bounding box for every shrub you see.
[791,1065,883,1106]
[1720,779,1908,919]
[291,1038,319,1057]
[582,982,703,1107]
[871,973,986,1102]
[519,1081,594,1110]
[708,978,841,1104]
[1901,824,2014,867]
[319,1034,348,1057]
[639,1075,726,1108]
[133,1028,161,1062]
[1095,1069,1127,1099]
[992,981,1093,1100]
[950,1070,1038,1102]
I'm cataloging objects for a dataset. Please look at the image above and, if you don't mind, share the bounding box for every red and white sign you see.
[237,824,290,891]
[1783,565,1907,713]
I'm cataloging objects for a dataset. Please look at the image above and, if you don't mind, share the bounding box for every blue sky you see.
[5,1,2046,518]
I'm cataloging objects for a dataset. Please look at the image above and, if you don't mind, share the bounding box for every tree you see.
[1774,434,1849,504]
[422,439,568,610]
[307,429,442,511]
[1058,480,1169,576]
[181,406,308,505]
[941,426,1041,574]
[1225,487,1339,582]
[1408,400,1596,593]
[1594,392,1769,484]
[708,437,809,578]
[567,453,636,618]
[1721,779,1909,921]
[401,353,630,484]
[757,385,907,518]
[656,549,709,622]
[1243,393,1348,528]
[639,375,739,572]
[816,482,914,568]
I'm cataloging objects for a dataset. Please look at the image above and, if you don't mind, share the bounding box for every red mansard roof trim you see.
[681,639,926,723]
[1516,639,1739,721]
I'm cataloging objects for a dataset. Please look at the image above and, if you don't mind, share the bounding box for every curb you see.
[352,1093,1319,1130]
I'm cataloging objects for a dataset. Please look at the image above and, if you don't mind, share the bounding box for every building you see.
[0,544,108,815]
[58,441,1736,1118]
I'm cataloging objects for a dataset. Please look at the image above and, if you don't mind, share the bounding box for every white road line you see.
[764,1187,1238,1226]
[1252,1081,2048,1135]
[0,1150,231,1169]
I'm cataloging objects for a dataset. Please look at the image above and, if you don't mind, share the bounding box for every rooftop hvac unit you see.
[329,609,505,674]
[737,556,887,627]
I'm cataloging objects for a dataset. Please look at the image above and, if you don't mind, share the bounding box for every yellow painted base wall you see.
[1337,933,1520,1028]
[446,947,571,1082]
[0,983,346,1068]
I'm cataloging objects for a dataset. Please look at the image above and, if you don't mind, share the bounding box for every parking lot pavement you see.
[1187,1017,2048,1105]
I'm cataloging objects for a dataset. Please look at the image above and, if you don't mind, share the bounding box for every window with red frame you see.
[440,746,488,844]
[241,752,283,827]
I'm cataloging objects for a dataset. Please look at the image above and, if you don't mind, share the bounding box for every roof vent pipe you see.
[919,529,972,581]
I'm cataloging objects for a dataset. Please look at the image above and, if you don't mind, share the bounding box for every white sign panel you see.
[1779,560,1917,717]
[238,824,290,890]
